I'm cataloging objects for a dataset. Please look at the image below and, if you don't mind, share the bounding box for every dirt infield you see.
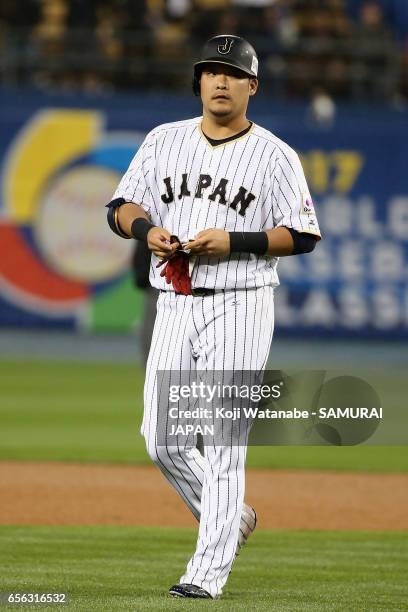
[1,461,407,530]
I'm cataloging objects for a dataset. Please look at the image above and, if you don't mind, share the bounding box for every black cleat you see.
[169,583,213,599]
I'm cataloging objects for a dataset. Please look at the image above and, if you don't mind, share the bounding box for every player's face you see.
[199,63,258,121]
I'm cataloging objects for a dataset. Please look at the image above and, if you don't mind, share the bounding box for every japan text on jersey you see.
[113,117,321,291]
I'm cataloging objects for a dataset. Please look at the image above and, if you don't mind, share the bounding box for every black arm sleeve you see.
[106,197,131,238]
[285,227,318,254]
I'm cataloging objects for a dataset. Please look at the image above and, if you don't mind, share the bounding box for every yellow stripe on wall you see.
[4,110,103,223]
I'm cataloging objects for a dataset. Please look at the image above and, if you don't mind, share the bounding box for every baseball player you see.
[106,34,321,599]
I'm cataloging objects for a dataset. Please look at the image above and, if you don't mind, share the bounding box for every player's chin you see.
[209,103,233,117]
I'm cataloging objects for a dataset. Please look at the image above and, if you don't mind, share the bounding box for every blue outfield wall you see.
[0,87,407,338]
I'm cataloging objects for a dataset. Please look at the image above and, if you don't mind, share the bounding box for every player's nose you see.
[215,74,228,88]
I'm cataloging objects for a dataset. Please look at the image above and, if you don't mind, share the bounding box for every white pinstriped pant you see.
[142,286,274,597]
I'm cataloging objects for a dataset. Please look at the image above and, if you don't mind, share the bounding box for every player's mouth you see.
[212,94,230,101]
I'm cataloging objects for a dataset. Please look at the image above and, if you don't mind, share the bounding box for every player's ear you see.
[193,75,200,96]
[249,78,258,96]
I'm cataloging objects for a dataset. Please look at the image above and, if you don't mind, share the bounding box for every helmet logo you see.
[217,38,234,55]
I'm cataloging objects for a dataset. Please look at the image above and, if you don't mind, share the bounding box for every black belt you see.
[191,287,217,297]
[160,288,219,297]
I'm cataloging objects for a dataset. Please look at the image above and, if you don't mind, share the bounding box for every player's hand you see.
[147,227,179,260]
[184,229,230,257]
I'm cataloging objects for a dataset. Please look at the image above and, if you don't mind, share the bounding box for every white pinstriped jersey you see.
[112,116,321,290]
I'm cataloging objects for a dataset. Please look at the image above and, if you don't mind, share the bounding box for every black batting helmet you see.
[193,35,258,96]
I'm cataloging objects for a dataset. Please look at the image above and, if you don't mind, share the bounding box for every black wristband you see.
[131,218,156,243]
[229,232,268,255]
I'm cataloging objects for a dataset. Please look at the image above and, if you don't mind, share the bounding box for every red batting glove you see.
[160,252,192,296]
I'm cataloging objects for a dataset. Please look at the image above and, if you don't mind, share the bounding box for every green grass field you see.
[0,360,406,471]
[1,359,407,610]
[0,526,407,611]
